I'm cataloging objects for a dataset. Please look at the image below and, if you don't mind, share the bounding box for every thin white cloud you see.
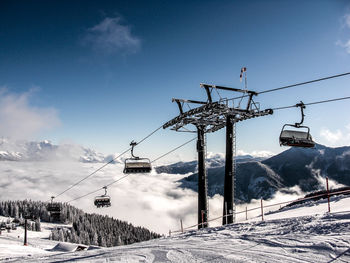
[237,149,274,158]
[320,128,343,143]
[319,125,350,146]
[206,152,225,159]
[344,40,350,54]
[344,14,350,29]
[337,13,350,54]
[0,88,60,139]
[336,39,350,54]
[83,16,141,54]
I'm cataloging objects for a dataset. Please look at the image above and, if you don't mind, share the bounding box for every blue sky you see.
[1,0,350,161]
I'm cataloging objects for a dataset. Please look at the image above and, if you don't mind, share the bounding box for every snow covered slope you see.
[1,195,350,262]
[0,216,70,260]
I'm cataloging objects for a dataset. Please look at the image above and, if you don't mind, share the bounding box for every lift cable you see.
[223,71,350,102]
[258,71,350,95]
[271,95,350,111]
[150,137,197,164]
[54,125,164,200]
[66,174,130,203]
[54,148,131,200]
[66,137,197,203]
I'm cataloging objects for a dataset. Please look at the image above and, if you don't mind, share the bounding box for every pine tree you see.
[116,235,123,246]
[91,232,98,246]
[58,228,65,242]
[35,218,41,232]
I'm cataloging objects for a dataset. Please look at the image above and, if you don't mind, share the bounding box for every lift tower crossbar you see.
[163,83,273,229]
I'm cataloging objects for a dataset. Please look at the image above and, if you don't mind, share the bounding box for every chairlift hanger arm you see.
[295,101,305,127]
[103,186,107,196]
[129,141,138,158]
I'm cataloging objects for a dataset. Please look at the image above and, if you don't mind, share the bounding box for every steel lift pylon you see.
[163,83,273,229]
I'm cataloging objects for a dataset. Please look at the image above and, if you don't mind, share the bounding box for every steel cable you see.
[66,137,196,203]
[54,125,164,199]
[271,96,350,111]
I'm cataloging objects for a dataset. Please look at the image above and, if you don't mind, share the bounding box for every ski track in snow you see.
[1,199,350,263]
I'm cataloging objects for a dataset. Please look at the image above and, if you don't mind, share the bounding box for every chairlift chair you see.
[94,186,111,208]
[123,141,152,174]
[279,102,315,148]
[47,196,61,214]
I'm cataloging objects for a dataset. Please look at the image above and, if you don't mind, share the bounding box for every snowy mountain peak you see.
[0,139,108,163]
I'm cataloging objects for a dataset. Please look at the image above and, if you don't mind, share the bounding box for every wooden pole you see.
[245,206,248,220]
[180,219,183,233]
[326,177,331,213]
[260,199,264,221]
[24,219,28,246]
[201,210,204,228]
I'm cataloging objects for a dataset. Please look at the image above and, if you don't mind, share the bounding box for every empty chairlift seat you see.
[279,101,315,148]
[94,195,111,208]
[47,196,61,214]
[279,128,315,148]
[94,186,111,208]
[47,203,61,213]
[123,140,152,174]
[124,158,152,173]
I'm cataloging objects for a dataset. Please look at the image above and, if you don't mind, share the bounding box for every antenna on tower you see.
[240,67,247,90]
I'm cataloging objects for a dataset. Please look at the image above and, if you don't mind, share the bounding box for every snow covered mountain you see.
[160,144,350,203]
[0,138,110,163]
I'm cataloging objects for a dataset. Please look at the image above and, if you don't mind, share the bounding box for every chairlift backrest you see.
[280,130,312,140]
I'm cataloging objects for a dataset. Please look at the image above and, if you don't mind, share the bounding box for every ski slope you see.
[1,195,350,262]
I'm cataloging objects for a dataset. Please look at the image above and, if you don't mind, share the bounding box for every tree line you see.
[0,200,160,247]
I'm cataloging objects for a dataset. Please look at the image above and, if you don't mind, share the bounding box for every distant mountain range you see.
[156,144,350,203]
[3,139,350,204]
[0,138,116,163]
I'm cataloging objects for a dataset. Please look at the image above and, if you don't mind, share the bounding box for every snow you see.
[1,195,349,262]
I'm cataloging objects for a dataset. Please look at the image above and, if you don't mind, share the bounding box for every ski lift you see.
[94,186,111,208]
[123,141,152,174]
[279,102,315,148]
[47,196,61,214]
